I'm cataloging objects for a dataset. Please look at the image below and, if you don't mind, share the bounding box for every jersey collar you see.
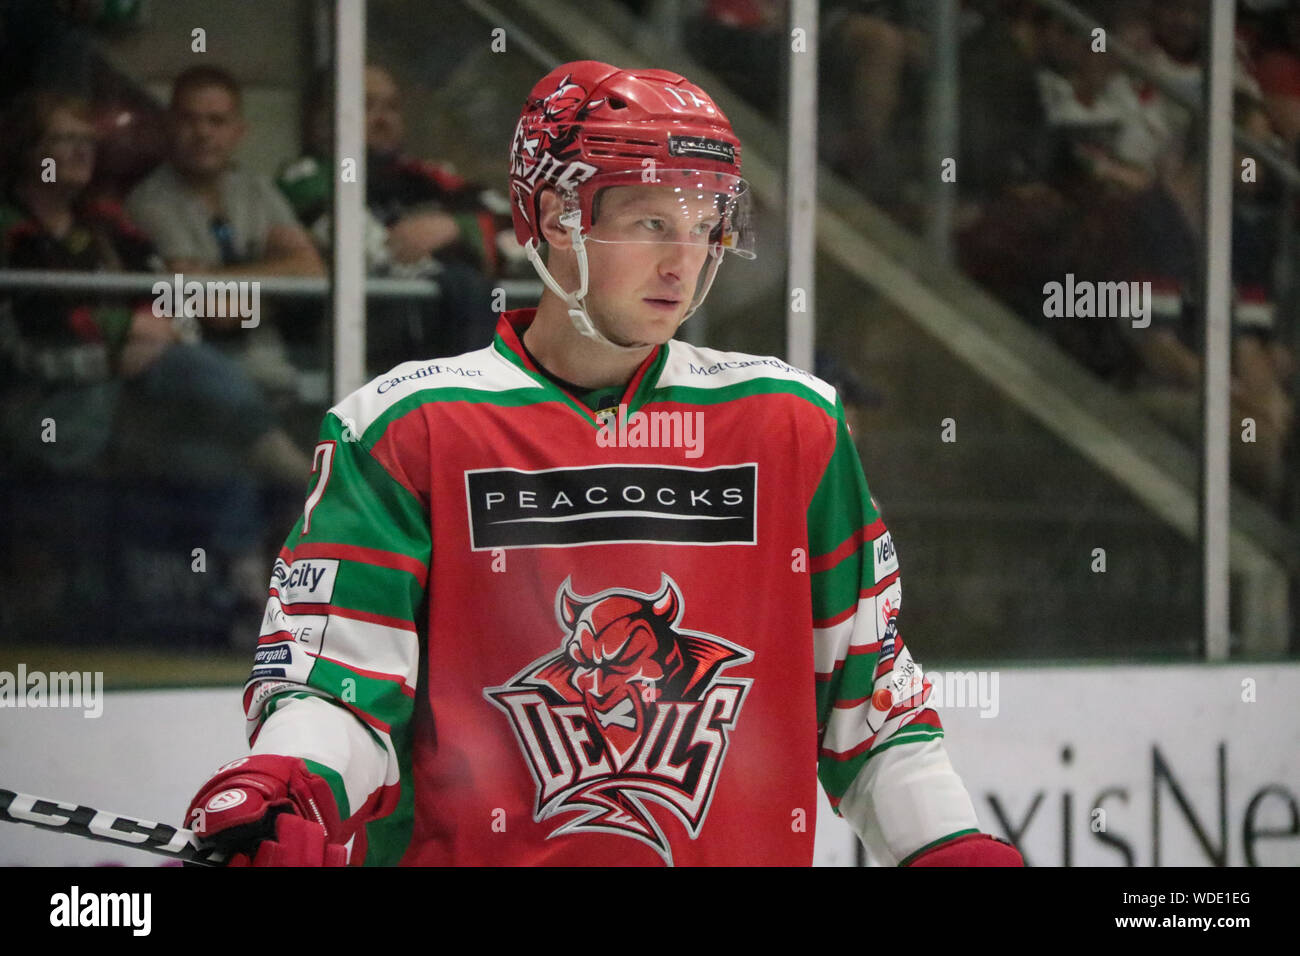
[492,308,669,426]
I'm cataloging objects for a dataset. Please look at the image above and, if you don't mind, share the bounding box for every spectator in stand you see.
[820,0,932,200]
[1035,1,1171,196]
[1247,0,1300,150]
[961,3,1293,506]
[957,0,1055,205]
[685,0,784,116]
[685,0,928,201]
[1135,0,1263,152]
[0,92,312,601]
[125,66,324,393]
[1102,106,1295,509]
[0,0,168,203]
[0,89,309,482]
[958,1,1144,379]
[277,64,514,373]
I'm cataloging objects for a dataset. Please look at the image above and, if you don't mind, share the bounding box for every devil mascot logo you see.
[485,574,752,863]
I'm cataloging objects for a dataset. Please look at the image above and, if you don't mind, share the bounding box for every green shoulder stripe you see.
[653,378,836,413]
[296,413,431,564]
[359,385,558,445]
[807,407,878,559]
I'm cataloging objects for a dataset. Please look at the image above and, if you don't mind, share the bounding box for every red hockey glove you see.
[185,755,348,867]
[227,812,347,867]
[907,833,1025,867]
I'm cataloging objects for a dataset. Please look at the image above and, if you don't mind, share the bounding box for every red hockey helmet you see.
[509,60,752,253]
[507,61,754,347]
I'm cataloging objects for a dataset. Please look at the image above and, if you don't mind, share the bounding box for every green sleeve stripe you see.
[271,553,424,619]
[818,750,872,797]
[807,412,878,557]
[305,656,414,732]
[808,404,884,625]
[360,708,416,865]
[811,560,869,623]
[327,560,425,619]
[871,726,947,755]
[300,416,430,562]
[815,680,833,721]
[818,724,946,801]
[252,399,430,863]
[815,655,880,725]
[303,758,353,820]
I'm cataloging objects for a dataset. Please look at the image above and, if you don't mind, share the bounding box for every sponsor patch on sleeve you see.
[872,530,899,581]
[243,679,299,720]
[875,580,902,642]
[258,597,327,660]
[888,645,926,708]
[253,642,294,667]
[270,558,340,605]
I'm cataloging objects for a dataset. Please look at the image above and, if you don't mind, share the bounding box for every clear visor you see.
[557,168,756,260]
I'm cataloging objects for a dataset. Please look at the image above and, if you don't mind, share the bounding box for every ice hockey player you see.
[185,60,1024,867]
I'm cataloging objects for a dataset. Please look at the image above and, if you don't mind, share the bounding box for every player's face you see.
[171,86,245,177]
[579,185,720,348]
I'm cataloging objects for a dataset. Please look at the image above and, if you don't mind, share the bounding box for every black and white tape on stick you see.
[0,787,227,866]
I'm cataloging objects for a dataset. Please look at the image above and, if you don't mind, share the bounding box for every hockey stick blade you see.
[0,788,227,866]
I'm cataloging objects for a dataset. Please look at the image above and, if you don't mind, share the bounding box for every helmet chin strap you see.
[523,219,726,353]
[523,219,644,353]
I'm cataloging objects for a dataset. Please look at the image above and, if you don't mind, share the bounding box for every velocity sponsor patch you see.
[873,530,898,580]
[270,557,339,604]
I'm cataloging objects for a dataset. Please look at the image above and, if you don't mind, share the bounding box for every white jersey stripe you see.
[812,592,893,674]
[319,615,420,690]
[657,341,838,405]
[331,343,542,437]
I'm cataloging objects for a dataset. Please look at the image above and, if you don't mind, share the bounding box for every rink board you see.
[1,664,1296,866]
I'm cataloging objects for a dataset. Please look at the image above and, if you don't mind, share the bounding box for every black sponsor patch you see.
[254,643,293,665]
[667,135,736,165]
[466,464,756,548]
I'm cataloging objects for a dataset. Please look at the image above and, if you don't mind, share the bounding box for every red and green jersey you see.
[246,308,958,865]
